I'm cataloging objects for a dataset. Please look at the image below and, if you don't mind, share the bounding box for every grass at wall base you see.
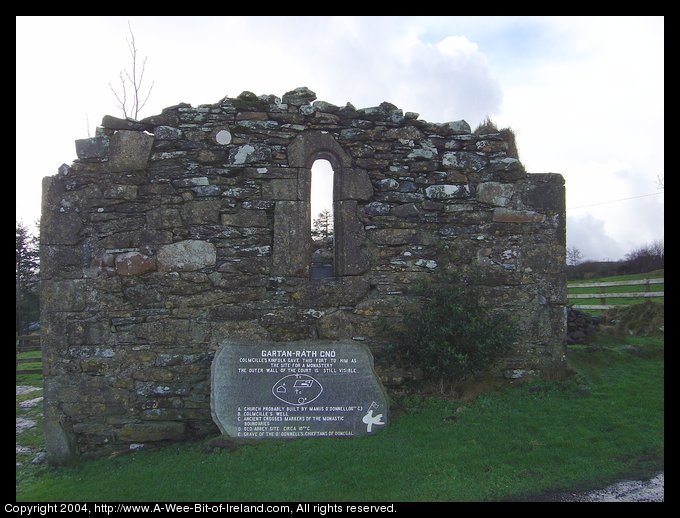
[17,333,662,501]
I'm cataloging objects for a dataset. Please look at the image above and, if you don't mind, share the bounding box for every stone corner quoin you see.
[40,86,566,463]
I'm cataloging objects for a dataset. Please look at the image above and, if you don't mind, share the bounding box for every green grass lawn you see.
[570,269,664,283]
[16,335,663,502]
[16,350,42,386]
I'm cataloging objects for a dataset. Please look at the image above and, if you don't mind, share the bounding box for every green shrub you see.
[387,283,518,393]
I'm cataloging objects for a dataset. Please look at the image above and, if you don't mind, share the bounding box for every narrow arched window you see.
[310,159,334,279]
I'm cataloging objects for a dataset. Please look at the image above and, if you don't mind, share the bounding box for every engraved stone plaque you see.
[211,340,389,439]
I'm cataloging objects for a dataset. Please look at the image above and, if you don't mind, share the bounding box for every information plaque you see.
[210,340,389,439]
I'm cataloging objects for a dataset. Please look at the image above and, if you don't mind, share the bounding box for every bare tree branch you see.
[566,246,583,266]
[109,21,154,120]
[108,71,129,118]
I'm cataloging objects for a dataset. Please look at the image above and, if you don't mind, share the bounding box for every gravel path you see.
[529,472,664,502]
[560,472,664,502]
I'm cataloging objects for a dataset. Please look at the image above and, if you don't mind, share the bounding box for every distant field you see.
[568,270,664,313]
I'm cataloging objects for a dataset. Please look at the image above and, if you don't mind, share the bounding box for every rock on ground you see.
[16,417,36,434]
[19,396,43,409]
[16,386,41,396]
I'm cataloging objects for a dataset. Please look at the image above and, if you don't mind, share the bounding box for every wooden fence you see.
[568,278,664,310]
[15,334,41,375]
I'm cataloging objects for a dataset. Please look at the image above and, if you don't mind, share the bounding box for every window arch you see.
[272,131,372,278]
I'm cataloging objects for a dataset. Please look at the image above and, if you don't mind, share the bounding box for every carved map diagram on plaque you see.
[210,340,389,439]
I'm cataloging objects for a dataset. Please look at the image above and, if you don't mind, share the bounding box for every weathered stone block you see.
[220,210,269,227]
[365,202,391,216]
[282,86,317,106]
[228,144,272,165]
[377,178,399,191]
[262,179,299,200]
[173,177,209,188]
[521,173,565,211]
[489,157,525,178]
[108,130,154,172]
[407,140,438,160]
[101,115,154,132]
[75,137,109,159]
[317,311,356,339]
[119,422,186,442]
[181,200,222,225]
[371,228,423,246]
[44,419,75,466]
[155,126,183,140]
[408,160,439,173]
[42,279,88,312]
[442,151,486,171]
[192,185,222,197]
[104,184,138,200]
[444,120,471,133]
[392,203,420,218]
[292,276,370,308]
[288,130,352,169]
[492,208,546,223]
[335,200,369,276]
[115,252,157,276]
[272,201,311,277]
[477,182,514,206]
[157,240,216,272]
[41,212,82,245]
[338,169,373,201]
[383,192,425,203]
[425,184,470,199]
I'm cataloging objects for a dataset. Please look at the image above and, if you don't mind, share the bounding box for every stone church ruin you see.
[41,87,566,463]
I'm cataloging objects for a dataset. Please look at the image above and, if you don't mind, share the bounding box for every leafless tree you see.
[109,22,154,120]
[657,173,664,190]
[625,239,664,273]
[566,246,584,266]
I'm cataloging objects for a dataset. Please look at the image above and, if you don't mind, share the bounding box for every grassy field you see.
[16,334,663,502]
[16,349,42,386]
[568,269,664,312]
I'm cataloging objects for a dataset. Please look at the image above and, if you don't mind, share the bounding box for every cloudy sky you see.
[16,16,663,261]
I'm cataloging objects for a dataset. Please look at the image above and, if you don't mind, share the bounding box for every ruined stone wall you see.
[41,87,566,462]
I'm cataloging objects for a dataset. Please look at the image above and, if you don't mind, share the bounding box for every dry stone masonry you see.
[41,86,567,464]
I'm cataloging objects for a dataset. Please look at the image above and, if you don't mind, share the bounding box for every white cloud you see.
[492,16,664,260]
[567,213,625,262]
